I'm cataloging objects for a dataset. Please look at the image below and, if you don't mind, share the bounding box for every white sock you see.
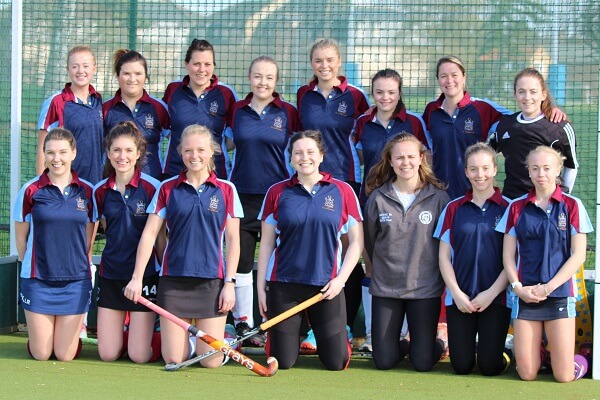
[361,285,372,335]
[233,272,254,328]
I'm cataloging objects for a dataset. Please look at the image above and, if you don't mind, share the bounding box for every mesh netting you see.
[1,1,598,266]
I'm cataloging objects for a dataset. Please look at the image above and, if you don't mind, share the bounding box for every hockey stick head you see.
[164,362,180,372]
[212,335,278,377]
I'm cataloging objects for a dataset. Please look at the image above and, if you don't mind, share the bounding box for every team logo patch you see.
[494,215,502,228]
[379,212,392,223]
[144,114,155,129]
[76,197,87,212]
[323,195,334,211]
[558,212,567,230]
[418,211,433,225]
[135,200,147,216]
[209,195,219,213]
[209,101,219,115]
[464,118,474,134]
[502,132,511,139]
[336,101,348,115]
[272,116,283,131]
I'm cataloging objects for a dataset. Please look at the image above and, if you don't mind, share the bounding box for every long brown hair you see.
[103,121,147,178]
[365,133,445,195]
[513,68,557,120]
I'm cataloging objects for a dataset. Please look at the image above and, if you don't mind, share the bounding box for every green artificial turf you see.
[0,333,597,400]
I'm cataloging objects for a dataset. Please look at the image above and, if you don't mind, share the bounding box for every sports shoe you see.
[224,324,241,351]
[346,325,353,342]
[235,321,251,337]
[574,354,588,380]
[247,331,267,347]
[79,323,88,339]
[300,329,317,353]
[540,343,552,372]
[359,333,372,352]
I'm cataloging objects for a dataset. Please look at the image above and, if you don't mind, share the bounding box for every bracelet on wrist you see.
[543,284,550,296]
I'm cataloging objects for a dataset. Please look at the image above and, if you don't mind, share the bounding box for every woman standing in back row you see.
[162,39,238,179]
[489,67,578,199]
[297,38,370,347]
[225,56,300,341]
[37,46,104,185]
[103,49,170,180]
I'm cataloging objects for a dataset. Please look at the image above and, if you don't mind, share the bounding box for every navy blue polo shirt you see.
[496,186,593,297]
[38,83,104,184]
[259,172,363,286]
[434,188,510,306]
[355,106,430,205]
[422,92,508,199]
[14,171,95,280]
[297,77,369,182]
[162,75,238,179]
[93,169,160,279]
[149,171,243,278]
[103,89,170,180]
[225,92,300,194]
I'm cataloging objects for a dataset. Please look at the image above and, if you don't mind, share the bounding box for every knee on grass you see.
[516,366,538,381]
[27,340,52,361]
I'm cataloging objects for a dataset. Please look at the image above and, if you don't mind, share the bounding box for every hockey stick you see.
[164,292,324,371]
[136,296,278,377]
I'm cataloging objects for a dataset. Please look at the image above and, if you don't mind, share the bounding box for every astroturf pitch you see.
[0,333,597,400]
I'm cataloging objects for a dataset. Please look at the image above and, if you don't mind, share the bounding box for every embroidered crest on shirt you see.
[272,116,283,131]
[418,211,433,225]
[464,118,475,134]
[336,101,348,116]
[144,114,155,129]
[323,195,334,211]
[209,195,219,213]
[558,212,567,230]
[135,200,147,216]
[379,212,392,222]
[76,197,87,212]
[494,215,502,228]
[209,101,219,115]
